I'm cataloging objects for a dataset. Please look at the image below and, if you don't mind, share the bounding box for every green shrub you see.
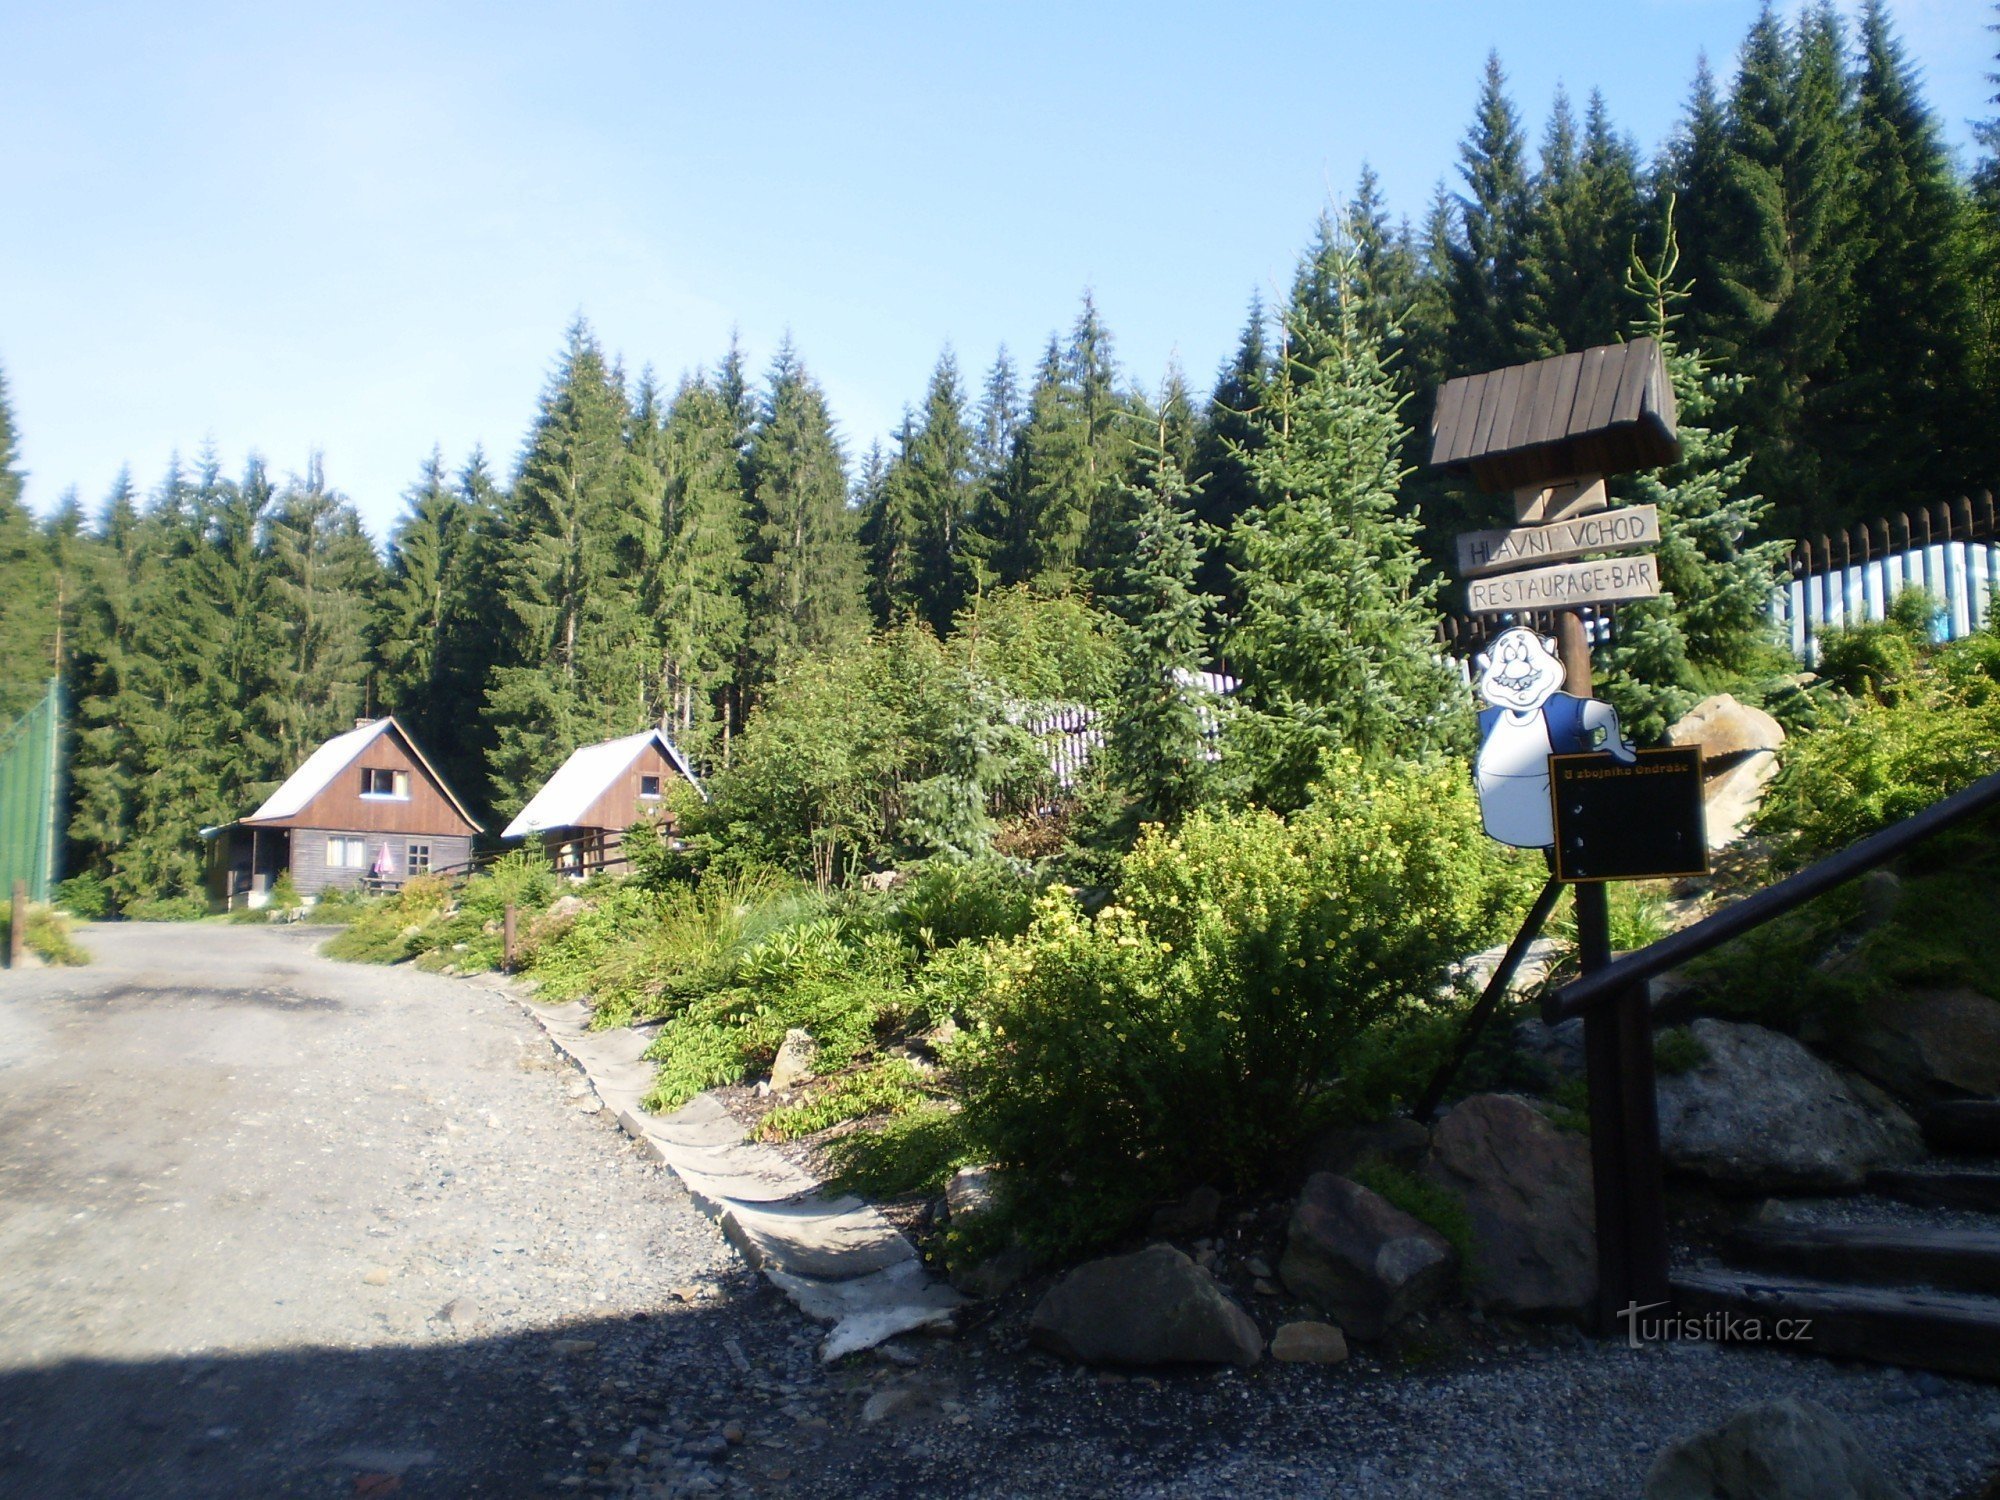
[1760,621,2000,862]
[755,1058,936,1141]
[321,874,456,964]
[888,857,1041,953]
[122,893,208,922]
[641,917,917,1110]
[822,1105,973,1201]
[948,754,1538,1256]
[309,883,365,924]
[3,905,89,965]
[55,872,110,919]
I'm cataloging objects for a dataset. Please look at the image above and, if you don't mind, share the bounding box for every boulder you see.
[1278,1174,1454,1339]
[1829,986,2000,1106]
[1668,694,1786,850]
[1299,1117,1431,1181]
[945,1166,1001,1223]
[1028,1244,1263,1368]
[1655,1019,1922,1192]
[1270,1320,1349,1365]
[1669,694,1785,763]
[1422,1093,1595,1315]
[769,1028,818,1091]
[1645,1396,1908,1500]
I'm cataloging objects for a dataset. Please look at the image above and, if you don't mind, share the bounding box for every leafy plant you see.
[55,872,110,919]
[948,755,1537,1256]
[755,1058,935,1141]
[3,904,89,965]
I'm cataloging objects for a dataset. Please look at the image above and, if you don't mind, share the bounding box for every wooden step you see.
[1924,1101,2000,1156]
[1867,1164,2000,1213]
[1671,1268,2000,1380]
[1726,1222,2000,1296]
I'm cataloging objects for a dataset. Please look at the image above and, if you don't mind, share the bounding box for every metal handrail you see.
[1544,764,2000,1023]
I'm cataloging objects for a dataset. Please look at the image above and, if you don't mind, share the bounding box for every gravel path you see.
[2,922,1997,1499]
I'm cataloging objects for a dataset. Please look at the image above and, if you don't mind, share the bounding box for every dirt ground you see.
[3,921,1998,1500]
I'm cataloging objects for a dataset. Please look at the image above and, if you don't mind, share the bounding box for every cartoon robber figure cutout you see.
[1473,626,1635,849]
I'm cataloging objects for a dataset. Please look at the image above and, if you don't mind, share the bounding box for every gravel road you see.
[3,922,1997,1500]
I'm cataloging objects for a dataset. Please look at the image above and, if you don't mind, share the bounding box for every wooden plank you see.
[1472,363,1520,459]
[1925,1101,2000,1157]
[1672,1268,2000,1381]
[1868,1165,2000,1213]
[1457,503,1658,577]
[1530,351,1584,450]
[1610,336,1654,424]
[1503,356,1551,454]
[1464,552,1659,614]
[1585,342,1627,432]
[1431,377,1472,464]
[1566,345,1609,440]
[1727,1223,2000,1296]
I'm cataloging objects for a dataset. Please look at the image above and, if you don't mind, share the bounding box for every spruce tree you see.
[1098,403,1217,833]
[743,339,866,690]
[1227,241,1468,811]
[376,447,483,779]
[1190,296,1273,622]
[1598,203,1787,742]
[1447,53,1535,376]
[1833,0,1980,514]
[654,373,751,757]
[0,361,58,721]
[485,320,656,810]
[263,455,381,772]
[1008,297,1133,589]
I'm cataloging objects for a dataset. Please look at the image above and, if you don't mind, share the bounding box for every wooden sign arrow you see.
[1456,504,1659,578]
[1465,553,1660,614]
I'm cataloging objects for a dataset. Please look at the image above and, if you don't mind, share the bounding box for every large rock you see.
[1422,1094,1595,1315]
[1830,986,2000,1106]
[1028,1244,1263,1368]
[1278,1174,1454,1339]
[1669,694,1786,849]
[1655,1019,1921,1192]
[1670,694,1785,762]
[1645,1396,1908,1500]
[769,1028,819,1091]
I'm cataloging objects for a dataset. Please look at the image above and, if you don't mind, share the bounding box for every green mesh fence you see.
[0,681,61,904]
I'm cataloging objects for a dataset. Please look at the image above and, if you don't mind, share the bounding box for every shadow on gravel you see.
[0,1296,806,1500]
[62,983,343,1015]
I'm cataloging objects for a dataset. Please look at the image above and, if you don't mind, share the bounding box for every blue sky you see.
[1,0,1989,537]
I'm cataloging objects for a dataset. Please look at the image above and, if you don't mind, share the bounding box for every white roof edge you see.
[243,718,394,823]
[501,726,706,840]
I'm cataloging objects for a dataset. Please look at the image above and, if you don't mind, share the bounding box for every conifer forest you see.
[5,2,1999,910]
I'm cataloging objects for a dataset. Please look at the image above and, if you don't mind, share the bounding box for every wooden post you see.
[503,903,517,975]
[1560,610,1672,1336]
[9,880,24,968]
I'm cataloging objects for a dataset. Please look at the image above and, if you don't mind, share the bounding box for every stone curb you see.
[498,986,965,1360]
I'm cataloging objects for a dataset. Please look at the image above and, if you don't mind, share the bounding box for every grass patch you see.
[1350,1161,1477,1290]
[755,1058,936,1141]
[1653,1025,1709,1076]
[3,905,89,966]
[822,1104,971,1200]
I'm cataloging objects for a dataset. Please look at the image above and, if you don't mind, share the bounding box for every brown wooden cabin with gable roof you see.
[501,727,702,877]
[202,716,482,909]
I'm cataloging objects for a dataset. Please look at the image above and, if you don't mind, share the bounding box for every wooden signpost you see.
[1430,338,1682,1336]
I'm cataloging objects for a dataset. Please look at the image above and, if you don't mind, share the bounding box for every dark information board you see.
[1550,746,1709,883]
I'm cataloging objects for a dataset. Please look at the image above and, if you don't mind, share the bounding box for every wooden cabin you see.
[501,727,702,876]
[203,716,481,908]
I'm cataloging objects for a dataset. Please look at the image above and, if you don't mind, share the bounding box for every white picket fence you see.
[1773,494,1999,664]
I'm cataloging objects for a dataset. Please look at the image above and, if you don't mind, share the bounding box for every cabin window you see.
[327,836,367,869]
[406,843,432,873]
[639,774,662,800]
[361,768,410,799]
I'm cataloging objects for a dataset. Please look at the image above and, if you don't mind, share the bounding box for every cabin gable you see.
[247,723,479,837]
[570,740,685,834]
